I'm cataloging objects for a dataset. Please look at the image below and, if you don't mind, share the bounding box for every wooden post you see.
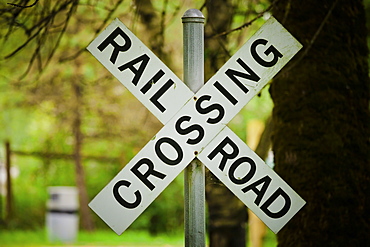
[5,141,12,222]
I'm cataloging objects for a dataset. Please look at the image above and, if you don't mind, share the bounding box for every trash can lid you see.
[47,186,79,210]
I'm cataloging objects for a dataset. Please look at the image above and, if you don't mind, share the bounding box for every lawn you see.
[0,229,182,246]
[0,229,277,246]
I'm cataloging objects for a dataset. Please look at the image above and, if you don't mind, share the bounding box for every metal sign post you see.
[182,9,206,247]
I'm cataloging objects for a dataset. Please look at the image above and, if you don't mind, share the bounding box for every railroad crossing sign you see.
[87,15,305,235]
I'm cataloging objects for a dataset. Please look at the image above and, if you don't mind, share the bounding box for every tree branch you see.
[209,0,279,39]
[7,0,39,8]
[11,150,120,163]
[59,0,125,62]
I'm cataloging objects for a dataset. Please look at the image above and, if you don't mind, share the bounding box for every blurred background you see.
[0,0,369,246]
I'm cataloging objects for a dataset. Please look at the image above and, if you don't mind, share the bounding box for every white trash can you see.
[46,186,79,243]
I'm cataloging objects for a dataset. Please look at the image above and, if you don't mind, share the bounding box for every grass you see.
[0,229,277,246]
[0,229,183,247]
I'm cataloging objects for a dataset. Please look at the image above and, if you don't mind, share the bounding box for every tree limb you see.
[7,0,39,8]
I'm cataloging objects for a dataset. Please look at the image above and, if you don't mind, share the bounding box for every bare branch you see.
[11,149,120,163]
[43,0,78,68]
[59,0,125,62]
[7,0,39,8]
[209,0,278,39]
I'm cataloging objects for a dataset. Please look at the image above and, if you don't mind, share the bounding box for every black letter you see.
[175,116,205,145]
[228,157,256,185]
[195,95,225,124]
[260,188,291,218]
[98,27,132,64]
[242,175,272,206]
[149,79,174,113]
[213,81,238,105]
[155,137,183,165]
[251,39,283,67]
[113,180,141,209]
[225,58,259,92]
[131,158,166,191]
[208,136,239,171]
[118,54,150,86]
[140,70,165,94]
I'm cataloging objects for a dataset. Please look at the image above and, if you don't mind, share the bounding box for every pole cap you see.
[182,9,205,23]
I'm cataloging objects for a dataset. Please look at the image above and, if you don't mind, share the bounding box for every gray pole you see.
[182,9,205,247]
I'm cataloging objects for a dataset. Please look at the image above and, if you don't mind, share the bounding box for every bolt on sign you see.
[87,15,306,235]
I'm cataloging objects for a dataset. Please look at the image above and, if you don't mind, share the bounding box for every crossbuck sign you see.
[87,16,306,235]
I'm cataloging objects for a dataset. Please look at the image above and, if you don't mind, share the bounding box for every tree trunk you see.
[134,0,168,63]
[5,141,12,223]
[204,1,248,246]
[206,179,247,247]
[72,73,95,231]
[270,0,370,246]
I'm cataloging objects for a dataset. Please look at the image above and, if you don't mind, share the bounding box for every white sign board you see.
[198,127,305,233]
[88,16,305,235]
[87,19,193,124]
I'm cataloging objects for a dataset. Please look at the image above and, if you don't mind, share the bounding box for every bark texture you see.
[270,0,370,246]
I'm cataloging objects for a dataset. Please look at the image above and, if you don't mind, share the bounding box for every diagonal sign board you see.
[87,18,193,125]
[198,127,304,233]
[87,16,306,235]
